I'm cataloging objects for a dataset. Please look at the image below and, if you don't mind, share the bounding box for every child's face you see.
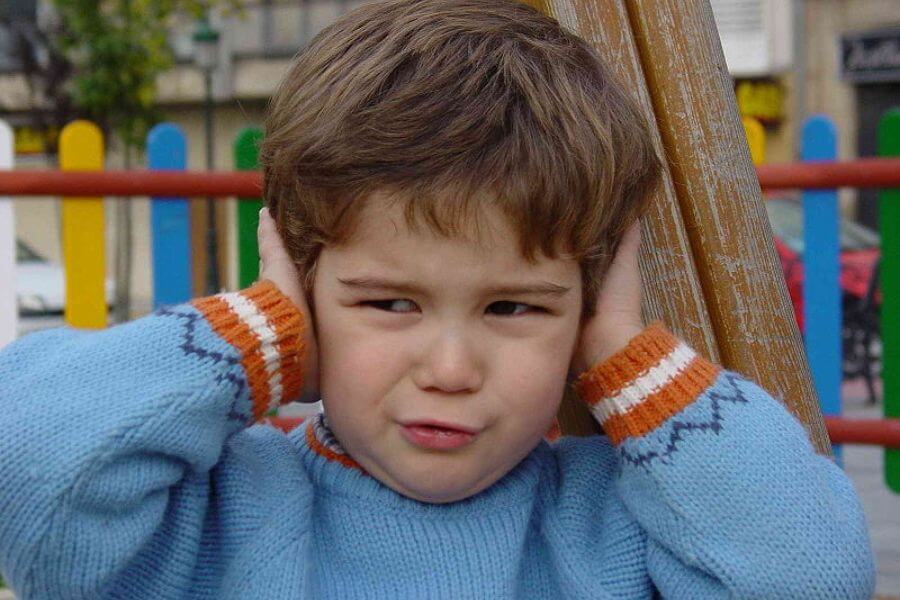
[312,195,583,503]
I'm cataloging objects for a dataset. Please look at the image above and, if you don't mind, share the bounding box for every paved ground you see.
[841,377,900,597]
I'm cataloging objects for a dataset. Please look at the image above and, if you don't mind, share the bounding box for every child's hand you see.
[258,207,320,399]
[572,221,645,374]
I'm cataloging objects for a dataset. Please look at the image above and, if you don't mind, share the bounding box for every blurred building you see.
[1,0,899,315]
[711,0,900,227]
[0,0,367,315]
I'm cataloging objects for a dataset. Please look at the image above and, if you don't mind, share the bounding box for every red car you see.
[765,197,881,401]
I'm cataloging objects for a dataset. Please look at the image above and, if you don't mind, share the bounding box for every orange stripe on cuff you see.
[576,322,680,404]
[192,295,272,420]
[242,281,305,404]
[601,356,721,445]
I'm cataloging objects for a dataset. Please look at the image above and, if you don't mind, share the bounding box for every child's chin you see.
[388,464,501,504]
[398,481,483,504]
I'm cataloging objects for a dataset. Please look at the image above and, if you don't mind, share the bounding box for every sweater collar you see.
[303,412,365,472]
[293,412,552,513]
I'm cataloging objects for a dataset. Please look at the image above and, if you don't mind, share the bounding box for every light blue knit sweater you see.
[0,282,875,599]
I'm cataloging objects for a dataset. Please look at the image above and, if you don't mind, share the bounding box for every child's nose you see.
[412,331,484,394]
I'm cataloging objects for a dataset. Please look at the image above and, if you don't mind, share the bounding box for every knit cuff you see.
[573,321,720,446]
[191,281,306,420]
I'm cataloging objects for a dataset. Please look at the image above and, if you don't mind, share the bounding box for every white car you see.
[16,239,115,315]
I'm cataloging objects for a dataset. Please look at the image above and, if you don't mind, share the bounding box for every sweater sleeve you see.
[573,322,876,599]
[0,281,306,599]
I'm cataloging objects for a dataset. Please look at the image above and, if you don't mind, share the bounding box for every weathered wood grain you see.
[544,0,723,438]
[524,0,830,454]
[620,0,829,453]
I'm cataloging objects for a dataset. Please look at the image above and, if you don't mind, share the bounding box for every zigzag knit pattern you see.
[617,371,750,468]
[574,322,722,446]
[155,307,250,424]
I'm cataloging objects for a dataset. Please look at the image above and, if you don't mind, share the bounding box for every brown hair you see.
[260,0,661,316]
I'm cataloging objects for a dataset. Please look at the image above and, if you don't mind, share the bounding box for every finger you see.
[257,208,288,267]
[619,220,641,256]
[609,221,641,272]
[257,208,272,266]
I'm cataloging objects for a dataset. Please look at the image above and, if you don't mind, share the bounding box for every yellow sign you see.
[736,80,784,125]
[14,125,59,155]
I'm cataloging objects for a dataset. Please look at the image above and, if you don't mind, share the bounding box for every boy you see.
[0,0,875,598]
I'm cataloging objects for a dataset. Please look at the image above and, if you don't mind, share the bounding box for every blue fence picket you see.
[801,115,842,464]
[148,123,191,309]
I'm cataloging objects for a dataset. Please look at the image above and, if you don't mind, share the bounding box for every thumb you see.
[258,207,289,269]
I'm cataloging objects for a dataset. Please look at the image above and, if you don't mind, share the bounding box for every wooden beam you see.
[621,0,827,453]
[531,0,720,437]
[524,0,829,454]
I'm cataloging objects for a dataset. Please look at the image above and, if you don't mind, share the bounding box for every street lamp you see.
[192,17,221,294]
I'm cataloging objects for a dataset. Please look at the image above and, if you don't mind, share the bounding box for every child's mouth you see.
[399,422,479,450]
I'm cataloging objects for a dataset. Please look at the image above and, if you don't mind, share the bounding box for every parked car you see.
[765,197,881,403]
[16,239,115,315]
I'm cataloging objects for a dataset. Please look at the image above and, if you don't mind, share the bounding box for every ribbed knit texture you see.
[0,285,876,599]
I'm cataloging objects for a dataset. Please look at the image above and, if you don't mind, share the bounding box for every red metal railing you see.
[3,157,900,197]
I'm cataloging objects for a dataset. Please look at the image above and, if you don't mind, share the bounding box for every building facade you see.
[712,0,900,226]
[1,1,366,315]
[2,0,899,315]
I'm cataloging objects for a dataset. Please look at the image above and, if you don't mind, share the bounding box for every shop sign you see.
[841,28,900,84]
[735,80,784,125]
[13,125,58,155]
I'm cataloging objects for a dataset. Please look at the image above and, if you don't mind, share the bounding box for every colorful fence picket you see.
[878,109,900,493]
[801,115,843,464]
[59,121,106,329]
[148,123,192,309]
[235,127,264,288]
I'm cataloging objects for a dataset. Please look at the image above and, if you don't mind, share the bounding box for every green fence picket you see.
[235,127,264,288]
[878,108,900,494]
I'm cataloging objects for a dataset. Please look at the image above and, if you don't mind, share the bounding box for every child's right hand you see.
[257,207,320,400]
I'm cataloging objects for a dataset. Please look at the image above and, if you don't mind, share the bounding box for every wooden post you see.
[620,0,827,453]
[528,0,829,453]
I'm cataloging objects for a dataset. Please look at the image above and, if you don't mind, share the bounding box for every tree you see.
[1,7,78,156]
[46,0,242,320]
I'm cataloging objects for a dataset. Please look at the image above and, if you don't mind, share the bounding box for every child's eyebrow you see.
[337,277,571,298]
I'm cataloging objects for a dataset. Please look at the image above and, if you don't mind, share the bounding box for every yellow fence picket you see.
[59,121,107,329]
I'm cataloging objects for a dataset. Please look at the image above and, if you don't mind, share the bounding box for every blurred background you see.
[0,0,896,322]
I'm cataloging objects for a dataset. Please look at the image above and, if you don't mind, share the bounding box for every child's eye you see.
[363,299,419,313]
[487,301,541,316]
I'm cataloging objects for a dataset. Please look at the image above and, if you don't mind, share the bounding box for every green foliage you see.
[49,0,242,153]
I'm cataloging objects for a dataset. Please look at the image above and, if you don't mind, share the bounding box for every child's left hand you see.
[571,220,645,375]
